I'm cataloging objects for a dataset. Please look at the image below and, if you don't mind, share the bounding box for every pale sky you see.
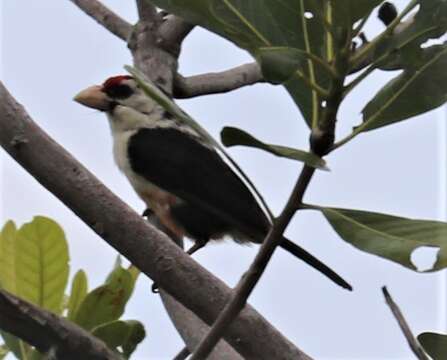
[2,1,446,359]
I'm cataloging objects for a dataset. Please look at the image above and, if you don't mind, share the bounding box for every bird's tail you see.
[280,237,352,291]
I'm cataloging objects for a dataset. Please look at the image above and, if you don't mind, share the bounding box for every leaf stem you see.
[19,341,28,360]
[295,69,330,99]
[302,50,338,78]
[300,0,320,128]
[325,1,335,63]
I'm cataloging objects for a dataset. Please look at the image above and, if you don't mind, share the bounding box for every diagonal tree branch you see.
[174,62,264,98]
[0,82,311,360]
[69,0,132,41]
[0,289,120,360]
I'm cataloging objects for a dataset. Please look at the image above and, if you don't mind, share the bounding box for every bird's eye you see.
[104,84,133,99]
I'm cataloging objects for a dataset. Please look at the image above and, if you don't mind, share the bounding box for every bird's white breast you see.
[111,128,162,204]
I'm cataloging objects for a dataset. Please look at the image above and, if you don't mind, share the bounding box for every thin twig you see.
[173,62,264,98]
[172,346,190,360]
[190,165,316,360]
[0,81,310,360]
[0,289,120,360]
[136,0,158,23]
[191,31,353,357]
[382,287,430,360]
[69,0,132,41]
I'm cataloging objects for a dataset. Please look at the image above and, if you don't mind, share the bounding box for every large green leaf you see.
[362,43,447,131]
[367,1,447,72]
[0,221,18,293]
[0,333,24,360]
[418,332,447,360]
[319,207,447,271]
[255,47,307,85]
[392,1,447,50]
[148,0,333,127]
[221,126,328,170]
[74,263,136,331]
[67,270,88,321]
[15,217,69,314]
[330,0,383,26]
[92,320,146,358]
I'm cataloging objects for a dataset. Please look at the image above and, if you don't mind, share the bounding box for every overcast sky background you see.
[1,1,447,359]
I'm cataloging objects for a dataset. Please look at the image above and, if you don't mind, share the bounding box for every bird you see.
[74,75,352,291]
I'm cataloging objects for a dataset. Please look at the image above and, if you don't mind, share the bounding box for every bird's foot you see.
[186,239,208,256]
[142,208,154,218]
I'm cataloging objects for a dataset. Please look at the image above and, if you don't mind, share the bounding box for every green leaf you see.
[330,0,383,26]
[74,263,136,331]
[127,265,140,284]
[0,332,27,360]
[14,217,69,314]
[418,332,447,360]
[67,270,88,321]
[147,0,333,127]
[319,207,447,271]
[364,2,447,72]
[393,1,447,50]
[0,344,8,360]
[92,320,146,358]
[28,349,44,360]
[0,221,18,293]
[362,43,447,131]
[221,127,328,170]
[256,47,307,84]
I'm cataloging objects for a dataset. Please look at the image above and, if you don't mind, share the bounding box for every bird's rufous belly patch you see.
[139,188,185,239]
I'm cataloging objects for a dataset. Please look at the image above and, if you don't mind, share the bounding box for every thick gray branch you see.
[149,217,242,359]
[161,291,242,360]
[174,62,264,98]
[69,0,132,41]
[0,290,119,360]
[0,82,309,360]
[158,15,195,57]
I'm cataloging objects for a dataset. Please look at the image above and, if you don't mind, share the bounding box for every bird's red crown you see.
[102,75,133,91]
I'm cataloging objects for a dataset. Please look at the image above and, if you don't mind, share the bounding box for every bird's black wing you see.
[127,127,270,239]
[128,127,353,290]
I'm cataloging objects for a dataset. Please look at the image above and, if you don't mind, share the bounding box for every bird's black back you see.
[128,127,270,242]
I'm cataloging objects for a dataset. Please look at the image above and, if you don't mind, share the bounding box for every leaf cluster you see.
[0,218,145,359]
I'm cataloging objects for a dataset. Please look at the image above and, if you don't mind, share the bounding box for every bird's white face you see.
[74,75,164,132]
[75,75,206,140]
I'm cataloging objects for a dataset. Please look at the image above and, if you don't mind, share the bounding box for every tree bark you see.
[0,81,310,360]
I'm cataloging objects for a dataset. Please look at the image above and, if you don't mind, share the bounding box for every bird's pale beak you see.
[73,85,110,111]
